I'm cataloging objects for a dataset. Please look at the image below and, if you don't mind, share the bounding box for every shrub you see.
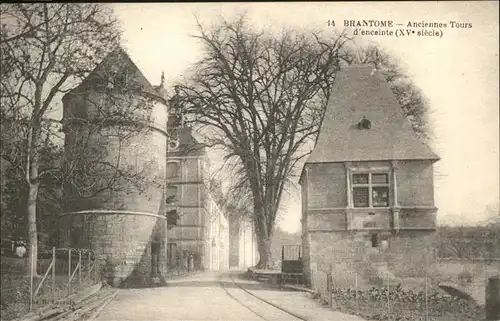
[457,270,473,284]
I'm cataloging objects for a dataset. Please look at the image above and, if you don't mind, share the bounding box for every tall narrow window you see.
[371,234,379,248]
[166,186,178,204]
[167,161,180,179]
[352,173,389,208]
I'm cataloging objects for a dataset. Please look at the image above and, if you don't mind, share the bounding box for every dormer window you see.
[357,117,371,130]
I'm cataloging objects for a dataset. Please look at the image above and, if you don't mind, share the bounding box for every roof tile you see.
[306,65,439,163]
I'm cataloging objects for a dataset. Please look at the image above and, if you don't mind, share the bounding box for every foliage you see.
[175,15,350,268]
[176,14,434,268]
[0,3,121,275]
[437,225,500,259]
[271,228,301,260]
[331,285,483,321]
[345,44,431,141]
[0,124,62,241]
[1,255,99,321]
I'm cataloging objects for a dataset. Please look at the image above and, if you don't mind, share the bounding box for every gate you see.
[280,245,303,284]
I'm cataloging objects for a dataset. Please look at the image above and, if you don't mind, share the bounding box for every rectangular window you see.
[352,172,389,208]
[372,187,389,207]
[167,243,177,268]
[353,187,369,207]
[167,162,180,179]
[371,234,379,247]
[166,186,178,204]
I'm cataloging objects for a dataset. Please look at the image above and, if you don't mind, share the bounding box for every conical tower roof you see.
[65,47,165,103]
[306,65,439,163]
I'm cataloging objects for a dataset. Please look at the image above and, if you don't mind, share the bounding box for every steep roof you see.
[167,126,205,157]
[306,65,439,164]
[65,47,165,103]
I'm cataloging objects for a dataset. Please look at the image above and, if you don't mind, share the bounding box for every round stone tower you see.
[60,48,168,286]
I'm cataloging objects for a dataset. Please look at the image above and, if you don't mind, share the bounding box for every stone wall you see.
[306,230,436,291]
[62,87,168,287]
[60,213,168,286]
[305,163,347,209]
[238,219,258,269]
[301,160,438,290]
[397,160,435,206]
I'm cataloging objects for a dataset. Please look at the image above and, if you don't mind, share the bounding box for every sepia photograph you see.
[0,2,499,321]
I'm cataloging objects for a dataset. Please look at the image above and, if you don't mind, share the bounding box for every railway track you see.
[18,288,118,321]
[219,273,308,321]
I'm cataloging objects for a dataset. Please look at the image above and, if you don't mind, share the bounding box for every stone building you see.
[60,47,169,286]
[204,191,230,271]
[60,47,230,286]
[300,65,440,289]
[165,87,230,272]
[229,217,258,269]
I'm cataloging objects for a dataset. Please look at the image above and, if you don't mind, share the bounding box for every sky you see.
[111,2,499,232]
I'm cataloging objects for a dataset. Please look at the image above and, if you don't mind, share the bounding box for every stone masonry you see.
[300,65,440,291]
[60,48,169,287]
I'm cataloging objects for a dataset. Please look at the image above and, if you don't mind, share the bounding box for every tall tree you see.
[176,17,433,268]
[0,3,120,276]
[175,16,350,268]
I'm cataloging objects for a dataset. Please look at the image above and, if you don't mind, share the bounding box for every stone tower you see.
[60,48,168,286]
[300,65,440,289]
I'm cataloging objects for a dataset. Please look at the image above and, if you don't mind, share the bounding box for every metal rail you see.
[219,273,308,321]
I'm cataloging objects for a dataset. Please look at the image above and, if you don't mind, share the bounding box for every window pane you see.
[372,187,389,207]
[167,162,179,178]
[353,174,369,185]
[372,173,389,184]
[353,187,369,207]
[166,186,178,204]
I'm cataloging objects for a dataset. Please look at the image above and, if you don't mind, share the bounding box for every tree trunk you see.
[256,232,272,269]
[252,192,275,269]
[27,181,39,277]
[26,123,41,277]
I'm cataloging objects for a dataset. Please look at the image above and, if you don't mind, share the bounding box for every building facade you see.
[300,65,439,289]
[229,217,258,269]
[238,218,258,269]
[165,91,229,272]
[60,48,169,287]
[204,191,230,271]
[59,48,231,286]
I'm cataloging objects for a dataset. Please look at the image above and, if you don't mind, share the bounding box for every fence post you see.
[327,272,332,308]
[425,273,429,321]
[355,268,359,314]
[88,251,91,281]
[68,248,72,297]
[78,249,82,287]
[484,259,488,293]
[486,276,500,320]
[29,244,34,312]
[52,247,56,303]
[425,248,432,321]
[329,263,333,308]
[387,272,391,321]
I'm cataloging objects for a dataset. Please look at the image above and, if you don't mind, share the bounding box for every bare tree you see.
[175,16,350,268]
[0,3,120,276]
[204,165,253,225]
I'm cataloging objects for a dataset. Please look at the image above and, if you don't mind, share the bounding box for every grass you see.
[1,256,99,321]
[320,259,499,321]
[329,285,484,321]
